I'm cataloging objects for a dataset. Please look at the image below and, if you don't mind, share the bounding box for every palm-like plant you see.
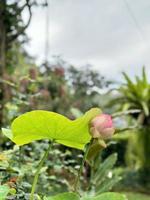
[120,67,150,118]
[111,67,150,170]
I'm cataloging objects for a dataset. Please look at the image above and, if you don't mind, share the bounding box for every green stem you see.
[30,141,53,200]
[112,109,141,118]
[19,146,23,167]
[73,141,92,193]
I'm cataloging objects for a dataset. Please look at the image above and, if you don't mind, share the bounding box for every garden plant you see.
[1,108,127,200]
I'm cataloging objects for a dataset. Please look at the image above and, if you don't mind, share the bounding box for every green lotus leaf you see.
[44,192,127,200]
[82,192,127,200]
[44,192,80,200]
[2,108,101,150]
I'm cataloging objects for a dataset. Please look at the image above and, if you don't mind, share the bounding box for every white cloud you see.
[24,0,150,79]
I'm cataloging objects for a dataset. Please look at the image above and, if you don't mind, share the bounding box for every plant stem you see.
[115,125,140,134]
[30,141,53,200]
[19,146,23,167]
[112,109,141,118]
[73,141,91,193]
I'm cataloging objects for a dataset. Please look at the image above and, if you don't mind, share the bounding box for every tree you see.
[0,0,32,126]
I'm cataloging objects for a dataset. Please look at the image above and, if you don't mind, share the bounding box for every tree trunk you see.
[0,0,6,127]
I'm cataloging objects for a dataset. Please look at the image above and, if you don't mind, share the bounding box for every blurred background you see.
[0,0,150,199]
[26,0,150,79]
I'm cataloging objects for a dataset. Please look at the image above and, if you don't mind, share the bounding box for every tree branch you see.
[8,0,32,44]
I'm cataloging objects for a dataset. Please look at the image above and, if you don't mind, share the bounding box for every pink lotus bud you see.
[90,114,115,139]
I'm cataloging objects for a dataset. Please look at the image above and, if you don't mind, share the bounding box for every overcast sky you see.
[24,0,150,80]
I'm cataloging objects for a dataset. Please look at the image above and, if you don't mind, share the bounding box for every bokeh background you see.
[25,0,150,79]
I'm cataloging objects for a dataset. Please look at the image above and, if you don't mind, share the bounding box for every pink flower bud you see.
[90,114,115,139]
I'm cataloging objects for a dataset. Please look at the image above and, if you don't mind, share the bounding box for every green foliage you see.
[0,141,122,198]
[125,192,150,200]
[125,128,150,169]
[0,57,111,198]
[108,67,150,170]
[2,61,108,127]
[0,142,79,198]
[2,108,101,149]
[90,153,120,195]
[119,67,150,116]
[44,192,79,200]
[0,185,10,200]
[44,192,127,200]
[83,192,127,200]
[86,139,105,163]
[120,68,150,169]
